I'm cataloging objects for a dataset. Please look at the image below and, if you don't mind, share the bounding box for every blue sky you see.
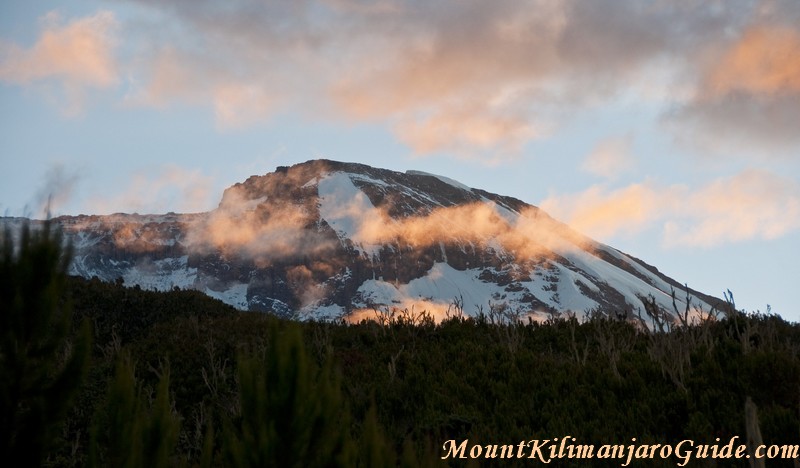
[2,0,799,320]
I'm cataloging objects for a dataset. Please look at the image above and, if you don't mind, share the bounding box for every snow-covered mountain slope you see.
[5,160,723,322]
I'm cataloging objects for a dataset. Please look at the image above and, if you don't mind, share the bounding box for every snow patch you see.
[351,262,561,321]
[302,176,322,188]
[560,247,705,314]
[122,256,197,291]
[317,172,383,257]
[483,198,519,224]
[204,283,249,310]
[300,303,345,321]
[348,172,390,188]
[597,246,714,314]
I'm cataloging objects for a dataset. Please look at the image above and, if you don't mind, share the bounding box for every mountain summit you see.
[41,160,720,321]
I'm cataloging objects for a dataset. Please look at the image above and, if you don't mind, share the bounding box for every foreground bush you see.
[0,222,90,466]
[2,222,799,466]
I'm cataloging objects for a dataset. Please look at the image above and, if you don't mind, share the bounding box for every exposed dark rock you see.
[4,159,721,322]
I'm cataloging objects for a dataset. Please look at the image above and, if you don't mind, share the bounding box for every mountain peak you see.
[26,159,722,322]
[221,159,483,216]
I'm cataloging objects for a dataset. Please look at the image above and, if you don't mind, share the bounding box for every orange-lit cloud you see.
[86,165,216,215]
[392,104,543,157]
[127,48,198,107]
[541,170,800,247]
[672,23,800,154]
[325,1,598,157]
[662,169,800,247]
[286,264,329,309]
[580,136,635,179]
[173,165,566,267]
[0,10,117,113]
[213,83,274,129]
[62,213,192,254]
[185,184,337,265]
[7,2,798,158]
[540,183,669,240]
[705,26,800,97]
[346,199,591,260]
[120,0,768,157]
[125,47,279,129]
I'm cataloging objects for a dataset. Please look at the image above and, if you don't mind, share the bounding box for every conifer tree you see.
[223,324,355,467]
[356,404,395,468]
[89,354,180,468]
[0,221,91,465]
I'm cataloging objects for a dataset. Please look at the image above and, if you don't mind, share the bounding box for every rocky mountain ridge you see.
[4,159,723,322]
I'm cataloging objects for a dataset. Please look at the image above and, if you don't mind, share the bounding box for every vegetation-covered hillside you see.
[2,223,799,467]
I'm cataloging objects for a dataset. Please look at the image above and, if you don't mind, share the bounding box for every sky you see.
[1,0,799,321]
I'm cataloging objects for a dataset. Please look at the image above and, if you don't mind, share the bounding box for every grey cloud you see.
[115,0,798,157]
[670,92,800,156]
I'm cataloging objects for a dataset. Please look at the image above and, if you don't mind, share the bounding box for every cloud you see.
[671,23,800,155]
[326,0,677,157]
[541,170,800,247]
[662,169,800,247]
[0,10,118,113]
[86,165,216,215]
[704,26,800,97]
[392,104,543,157]
[333,197,592,261]
[123,47,279,129]
[286,264,329,309]
[185,184,337,265]
[316,167,592,258]
[63,213,183,254]
[6,1,791,157]
[670,93,800,157]
[212,83,274,129]
[126,47,197,107]
[540,183,669,240]
[581,136,635,179]
[114,0,794,157]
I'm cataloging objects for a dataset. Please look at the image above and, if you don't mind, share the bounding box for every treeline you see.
[2,223,799,467]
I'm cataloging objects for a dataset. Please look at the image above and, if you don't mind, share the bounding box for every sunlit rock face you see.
[32,159,721,321]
